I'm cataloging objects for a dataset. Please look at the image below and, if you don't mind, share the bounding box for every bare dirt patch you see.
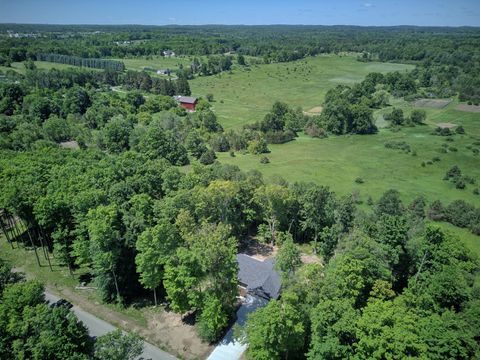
[239,237,277,261]
[413,98,451,109]
[301,254,322,265]
[148,310,213,360]
[437,122,457,129]
[60,141,80,149]
[457,104,480,113]
[304,106,323,116]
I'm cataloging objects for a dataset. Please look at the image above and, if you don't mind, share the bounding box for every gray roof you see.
[175,96,197,104]
[237,254,281,300]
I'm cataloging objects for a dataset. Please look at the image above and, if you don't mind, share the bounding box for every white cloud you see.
[364,3,373,7]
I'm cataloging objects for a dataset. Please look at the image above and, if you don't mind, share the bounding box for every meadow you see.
[189,55,414,128]
[217,99,480,208]
[112,56,192,72]
[0,61,103,75]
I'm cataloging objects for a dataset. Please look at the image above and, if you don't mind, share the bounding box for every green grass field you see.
[190,55,413,128]
[217,99,480,208]
[112,56,192,72]
[1,61,103,75]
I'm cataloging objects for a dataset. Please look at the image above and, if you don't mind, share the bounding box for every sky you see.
[1,0,479,27]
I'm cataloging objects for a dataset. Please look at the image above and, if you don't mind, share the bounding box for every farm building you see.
[163,50,175,57]
[156,69,170,75]
[174,96,198,111]
[236,254,281,300]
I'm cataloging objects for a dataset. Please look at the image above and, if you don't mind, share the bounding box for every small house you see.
[236,254,281,300]
[163,50,175,57]
[156,69,171,75]
[174,96,198,111]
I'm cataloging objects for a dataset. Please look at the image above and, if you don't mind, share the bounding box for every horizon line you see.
[1,22,479,29]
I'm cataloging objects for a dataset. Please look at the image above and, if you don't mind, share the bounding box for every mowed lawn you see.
[112,56,192,72]
[190,55,413,128]
[217,100,480,208]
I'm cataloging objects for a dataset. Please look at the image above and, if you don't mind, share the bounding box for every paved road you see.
[45,292,177,360]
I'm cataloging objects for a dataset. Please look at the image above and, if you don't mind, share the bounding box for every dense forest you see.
[1,25,480,101]
[0,24,479,359]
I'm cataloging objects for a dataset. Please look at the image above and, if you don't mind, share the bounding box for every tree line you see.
[2,25,479,102]
[36,53,125,71]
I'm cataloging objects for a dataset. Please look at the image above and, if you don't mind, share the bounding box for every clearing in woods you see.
[189,55,413,128]
[304,106,324,116]
[112,56,192,72]
[217,98,480,209]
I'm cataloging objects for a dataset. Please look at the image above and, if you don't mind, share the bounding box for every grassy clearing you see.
[112,56,192,72]
[190,55,413,128]
[1,61,104,75]
[0,237,82,288]
[218,101,480,208]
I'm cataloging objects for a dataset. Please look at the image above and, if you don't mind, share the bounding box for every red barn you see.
[175,96,198,111]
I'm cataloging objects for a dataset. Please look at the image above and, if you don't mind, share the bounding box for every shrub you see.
[449,146,458,152]
[428,200,445,221]
[455,179,466,189]
[260,156,270,164]
[445,165,461,180]
[305,123,327,138]
[445,137,454,142]
[445,200,475,228]
[206,93,214,102]
[426,160,433,165]
[432,156,441,162]
[421,161,426,167]
[464,175,476,185]
[384,108,404,126]
[247,138,269,154]
[432,127,452,136]
[411,150,417,156]
[355,177,365,184]
[384,140,411,152]
[437,148,447,153]
[199,149,216,165]
[410,109,426,124]
[229,150,235,157]
[455,126,465,134]
[210,133,230,152]
[473,188,479,195]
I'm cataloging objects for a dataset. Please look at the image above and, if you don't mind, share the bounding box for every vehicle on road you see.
[50,298,73,309]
